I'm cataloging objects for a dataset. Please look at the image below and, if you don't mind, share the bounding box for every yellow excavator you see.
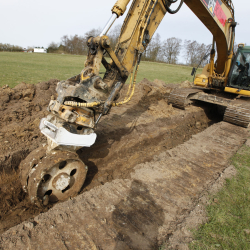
[20,0,250,206]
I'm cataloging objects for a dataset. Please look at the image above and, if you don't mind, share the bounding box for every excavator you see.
[20,0,250,207]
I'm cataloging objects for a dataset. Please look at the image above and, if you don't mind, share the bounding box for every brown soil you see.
[0,80,58,233]
[1,122,247,250]
[166,164,238,250]
[0,80,58,172]
[0,78,220,235]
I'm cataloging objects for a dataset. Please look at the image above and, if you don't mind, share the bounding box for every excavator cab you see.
[227,45,250,90]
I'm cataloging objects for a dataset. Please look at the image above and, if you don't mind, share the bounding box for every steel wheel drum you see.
[19,145,47,193]
[27,150,87,206]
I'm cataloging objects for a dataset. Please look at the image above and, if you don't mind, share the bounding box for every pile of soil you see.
[0,80,58,172]
[0,80,58,233]
[0,78,218,234]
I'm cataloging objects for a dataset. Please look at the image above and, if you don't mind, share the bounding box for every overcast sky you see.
[1,0,249,54]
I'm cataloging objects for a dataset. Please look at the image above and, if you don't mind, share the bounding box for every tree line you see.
[47,26,121,56]
[142,34,211,67]
[0,43,23,52]
[1,24,212,67]
[47,25,211,67]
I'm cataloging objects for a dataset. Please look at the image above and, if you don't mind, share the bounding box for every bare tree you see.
[184,40,210,67]
[161,37,182,64]
[109,24,122,50]
[60,35,70,53]
[47,42,59,53]
[84,28,102,39]
[143,33,162,61]
[60,35,86,55]
[0,43,23,52]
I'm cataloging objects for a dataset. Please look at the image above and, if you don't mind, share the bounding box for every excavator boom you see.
[186,0,234,74]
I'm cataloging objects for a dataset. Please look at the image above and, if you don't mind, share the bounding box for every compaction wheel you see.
[20,147,87,206]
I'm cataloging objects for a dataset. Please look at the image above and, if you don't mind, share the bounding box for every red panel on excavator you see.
[214,1,226,26]
[202,0,226,27]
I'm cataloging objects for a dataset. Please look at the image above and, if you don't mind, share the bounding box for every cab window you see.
[228,51,250,89]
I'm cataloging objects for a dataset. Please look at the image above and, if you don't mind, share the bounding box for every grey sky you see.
[1,0,249,54]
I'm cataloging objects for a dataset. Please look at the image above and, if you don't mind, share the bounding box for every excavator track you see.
[169,88,250,128]
[168,88,202,109]
[223,101,250,128]
[195,94,250,128]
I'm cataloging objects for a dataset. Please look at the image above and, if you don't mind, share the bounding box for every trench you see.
[0,103,223,234]
[79,102,222,192]
[0,79,225,234]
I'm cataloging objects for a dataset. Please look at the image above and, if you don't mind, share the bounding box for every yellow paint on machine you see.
[224,87,250,96]
[194,74,208,87]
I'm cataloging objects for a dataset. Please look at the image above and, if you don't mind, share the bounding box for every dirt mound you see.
[0,80,58,233]
[0,80,58,172]
[0,78,217,234]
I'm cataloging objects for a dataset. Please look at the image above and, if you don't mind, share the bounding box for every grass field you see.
[189,144,250,250]
[0,52,200,88]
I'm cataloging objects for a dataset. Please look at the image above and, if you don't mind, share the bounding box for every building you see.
[34,48,47,53]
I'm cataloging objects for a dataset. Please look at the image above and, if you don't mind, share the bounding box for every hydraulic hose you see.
[112,54,142,107]
[163,0,184,14]
[64,71,137,108]
[64,72,136,108]
[65,55,142,109]
[112,67,139,106]
[64,101,103,107]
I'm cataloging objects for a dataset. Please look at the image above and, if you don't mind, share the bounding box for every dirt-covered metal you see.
[27,149,87,206]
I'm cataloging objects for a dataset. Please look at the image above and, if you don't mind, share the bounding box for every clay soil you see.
[0,78,221,234]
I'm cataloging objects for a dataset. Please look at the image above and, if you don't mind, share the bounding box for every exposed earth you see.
[0,78,248,249]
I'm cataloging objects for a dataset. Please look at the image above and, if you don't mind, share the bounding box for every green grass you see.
[137,61,199,84]
[190,144,250,250]
[0,52,87,87]
[0,52,200,88]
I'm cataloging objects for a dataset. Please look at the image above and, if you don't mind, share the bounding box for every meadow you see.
[0,52,200,88]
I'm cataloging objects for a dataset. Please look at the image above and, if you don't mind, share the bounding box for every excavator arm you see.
[186,0,235,74]
[22,0,250,207]
[41,0,172,149]
[46,0,236,136]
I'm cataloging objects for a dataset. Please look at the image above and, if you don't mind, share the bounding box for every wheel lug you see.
[52,173,71,191]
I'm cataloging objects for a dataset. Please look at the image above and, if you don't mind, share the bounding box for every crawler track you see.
[168,87,202,109]
[1,122,248,249]
[224,101,250,127]
[169,87,250,127]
